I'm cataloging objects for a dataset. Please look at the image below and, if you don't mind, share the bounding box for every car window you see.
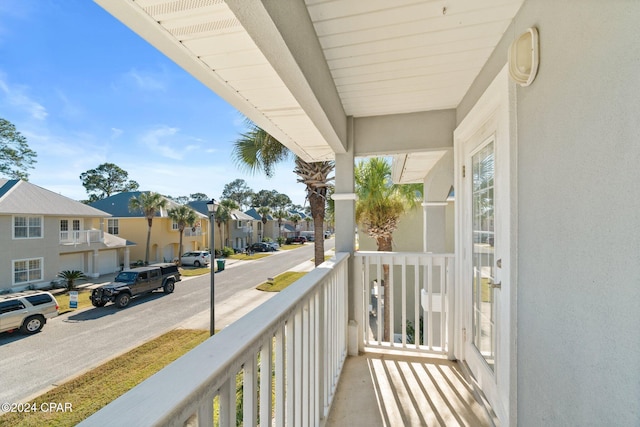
[25,294,53,306]
[0,300,26,314]
[115,272,137,282]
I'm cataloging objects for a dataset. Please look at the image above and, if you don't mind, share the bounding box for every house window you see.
[14,216,42,239]
[107,219,119,235]
[13,258,43,285]
[172,221,180,231]
[236,220,243,229]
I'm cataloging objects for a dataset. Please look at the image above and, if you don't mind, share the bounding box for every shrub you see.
[277,236,286,246]
[222,246,234,257]
[57,270,88,292]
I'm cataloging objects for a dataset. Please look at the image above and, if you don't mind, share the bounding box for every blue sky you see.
[0,0,306,206]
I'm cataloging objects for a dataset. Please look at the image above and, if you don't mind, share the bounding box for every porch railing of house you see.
[354,251,455,358]
[183,227,203,237]
[79,252,350,427]
[59,229,103,245]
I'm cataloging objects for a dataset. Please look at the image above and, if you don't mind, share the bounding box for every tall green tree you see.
[80,163,139,202]
[233,124,333,266]
[189,193,209,201]
[168,206,198,266]
[128,192,167,264]
[222,179,254,209]
[257,206,271,241]
[215,199,239,250]
[355,157,421,341]
[0,118,37,180]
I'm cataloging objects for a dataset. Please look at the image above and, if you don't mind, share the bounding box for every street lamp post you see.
[206,198,217,336]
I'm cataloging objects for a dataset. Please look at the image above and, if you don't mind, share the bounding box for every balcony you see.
[79,252,491,426]
[59,229,103,246]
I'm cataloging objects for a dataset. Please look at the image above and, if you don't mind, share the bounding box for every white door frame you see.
[454,66,516,425]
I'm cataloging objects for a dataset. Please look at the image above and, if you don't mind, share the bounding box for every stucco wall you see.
[461,1,640,425]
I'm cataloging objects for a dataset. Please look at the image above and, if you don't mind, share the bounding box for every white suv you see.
[179,251,211,267]
[0,291,59,334]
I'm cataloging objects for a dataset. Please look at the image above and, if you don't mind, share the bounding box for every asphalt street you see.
[0,239,334,405]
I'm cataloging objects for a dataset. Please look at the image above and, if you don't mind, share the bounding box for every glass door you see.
[471,141,496,369]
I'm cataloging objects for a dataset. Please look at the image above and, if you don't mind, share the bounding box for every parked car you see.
[248,242,275,252]
[90,263,181,309]
[286,236,307,244]
[180,250,211,267]
[0,291,59,334]
[265,242,279,251]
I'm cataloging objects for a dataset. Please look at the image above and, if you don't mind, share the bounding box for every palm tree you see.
[289,213,301,236]
[168,206,198,266]
[57,270,87,292]
[273,209,288,238]
[256,206,270,241]
[129,191,167,264]
[355,157,421,341]
[216,199,239,250]
[233,124,334,266]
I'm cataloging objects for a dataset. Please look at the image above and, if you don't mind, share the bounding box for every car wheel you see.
[163,279,175,294]
[91,299,106,307]
[194,260,201,267]
[115,293,131,308]
[20,315,45,334]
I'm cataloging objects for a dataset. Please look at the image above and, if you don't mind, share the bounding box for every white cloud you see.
[0,72,48,120]
[125,68,167,92]
[139,125,183,160]
[111,128,123,139]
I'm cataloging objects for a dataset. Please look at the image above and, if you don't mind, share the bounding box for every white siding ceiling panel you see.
[97,0,524,161]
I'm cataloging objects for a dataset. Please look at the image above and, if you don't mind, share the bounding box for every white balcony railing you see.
[184,227,203,237]
[354,251,455,357]
[59,229,103,245]
[79,252,350,427]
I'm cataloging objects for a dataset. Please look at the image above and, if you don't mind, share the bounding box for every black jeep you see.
[90,263,181,309]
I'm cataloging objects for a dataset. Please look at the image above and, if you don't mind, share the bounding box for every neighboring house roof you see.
[187,200,208,216]
[231,210,254,221]
[245,207,273,221]
[91,192,207,219]
[283,224,295,232]
[103,232,137,248]
[0,179,111,217]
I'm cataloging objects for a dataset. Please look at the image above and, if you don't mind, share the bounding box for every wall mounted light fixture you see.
[508,27,539,86]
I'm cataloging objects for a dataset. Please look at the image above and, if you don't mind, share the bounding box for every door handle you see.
[490,280,501,289]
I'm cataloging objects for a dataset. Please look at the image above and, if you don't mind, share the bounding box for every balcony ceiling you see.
[96,0,523,165]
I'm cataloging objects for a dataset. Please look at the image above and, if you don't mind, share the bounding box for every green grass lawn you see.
[0,329,209,427]
[256,271,307,292]
[227,253,271,261]
[179,266,212,276]
[53,290,93,314]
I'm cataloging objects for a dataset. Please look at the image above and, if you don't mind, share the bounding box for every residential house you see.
[91,192,208,264]
[0,179,128,292]
[227,210,257,251]
[244,207,278,242]
[85,2,640,426]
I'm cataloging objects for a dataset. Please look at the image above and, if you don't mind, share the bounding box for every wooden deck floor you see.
[326,350,494,427]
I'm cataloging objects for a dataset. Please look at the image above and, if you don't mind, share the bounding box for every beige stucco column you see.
[91,250,99,278]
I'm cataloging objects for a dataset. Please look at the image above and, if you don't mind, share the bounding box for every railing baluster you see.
[401,256,407,347]
[286,315,295,426]
[302,301,310,427]
[275,325,285,427]
[243,352,257,427]
[260,339,272,427]
[294,307,302,427]
[414,259,420,350]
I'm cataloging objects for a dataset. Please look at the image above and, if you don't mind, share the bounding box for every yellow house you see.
[91,192,210,265]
